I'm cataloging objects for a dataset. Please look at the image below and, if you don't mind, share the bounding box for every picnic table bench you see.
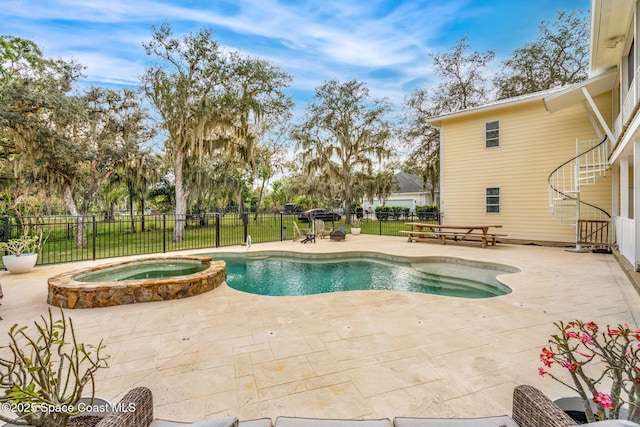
[400,223,506,248]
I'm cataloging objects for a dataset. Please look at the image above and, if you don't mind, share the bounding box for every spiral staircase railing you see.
[547,136,611,249]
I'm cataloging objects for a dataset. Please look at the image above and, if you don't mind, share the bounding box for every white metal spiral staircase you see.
[548,137,611,250]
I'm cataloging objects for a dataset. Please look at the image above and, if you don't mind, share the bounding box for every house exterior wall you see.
[439,95,612,244]
[605,0,640,268]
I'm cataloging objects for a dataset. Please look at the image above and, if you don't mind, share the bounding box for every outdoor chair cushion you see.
[393,416,518,427]
[275,417,393,427]
[151,416,238,427]
[151,418,272,427]
[579,422,640,427]
[239,420,274,427]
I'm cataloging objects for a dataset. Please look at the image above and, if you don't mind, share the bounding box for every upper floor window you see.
[485,121,500,148]
[486,187,500,214]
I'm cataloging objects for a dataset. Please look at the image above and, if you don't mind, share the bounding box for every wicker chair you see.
[512,385,577,427]
[96,387,154,427]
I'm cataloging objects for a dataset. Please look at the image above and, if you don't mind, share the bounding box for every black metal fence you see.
[1,211,440,267]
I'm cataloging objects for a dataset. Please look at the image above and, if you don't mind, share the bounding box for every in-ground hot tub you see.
[48,256,226,309]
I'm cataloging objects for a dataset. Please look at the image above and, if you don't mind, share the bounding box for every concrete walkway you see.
[0,235,638,422]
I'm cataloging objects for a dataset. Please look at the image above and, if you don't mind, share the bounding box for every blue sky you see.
[2,0,589,118]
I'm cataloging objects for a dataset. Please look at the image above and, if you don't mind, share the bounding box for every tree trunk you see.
[129,195,136,233]
[140,197,146,232]
[104,201,116,223]
[253,177,268,221]
[63,184,87,249]
[343,174,352,224]
[173,150,187,242]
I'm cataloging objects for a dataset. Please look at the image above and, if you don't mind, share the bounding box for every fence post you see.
[379,217,382,235]
[215,214,220,248]
[92,215,97,261]
[280,214,285,241]
[1,216,8,243]
[162,214,167,253]
[242,211,248,243]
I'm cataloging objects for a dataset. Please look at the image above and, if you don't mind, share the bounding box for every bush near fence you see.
[374,206,412,220]
[416,205,439,220]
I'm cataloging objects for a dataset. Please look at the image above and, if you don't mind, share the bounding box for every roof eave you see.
[543,68,617,113]
[426,88,563,126]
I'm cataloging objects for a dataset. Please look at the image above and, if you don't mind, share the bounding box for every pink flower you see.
[593,392,614,410]
[580,334,594,344]
[540,320,640,419]
[540,348,554,367]
[563,361,579,371]
[585,322,599,332]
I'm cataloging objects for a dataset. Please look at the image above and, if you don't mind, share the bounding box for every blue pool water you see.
[206,254,515,298]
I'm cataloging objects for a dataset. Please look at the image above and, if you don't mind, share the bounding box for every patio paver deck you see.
[0,235,638,422]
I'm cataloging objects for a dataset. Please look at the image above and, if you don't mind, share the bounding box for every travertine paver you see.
[0,235,638,422]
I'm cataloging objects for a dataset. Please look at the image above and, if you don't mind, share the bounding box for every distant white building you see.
[363,172,438,213]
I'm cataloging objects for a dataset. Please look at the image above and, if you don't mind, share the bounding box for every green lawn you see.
[2,213,436,267]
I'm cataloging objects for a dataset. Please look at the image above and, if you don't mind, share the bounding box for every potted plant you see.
[538,320,640,423]
[0,309,110,427]
[350,218,362,235]
[0,232,47,274]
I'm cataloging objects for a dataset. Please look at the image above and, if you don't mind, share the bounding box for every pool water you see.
[76,260,209,282]
[210,254,514,298]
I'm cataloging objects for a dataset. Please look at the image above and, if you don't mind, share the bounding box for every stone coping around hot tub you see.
[48,256,226,309]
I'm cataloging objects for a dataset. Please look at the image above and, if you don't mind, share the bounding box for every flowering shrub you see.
[539,320,640,423]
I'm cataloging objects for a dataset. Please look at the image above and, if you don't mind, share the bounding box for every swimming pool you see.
[204,252,517,298]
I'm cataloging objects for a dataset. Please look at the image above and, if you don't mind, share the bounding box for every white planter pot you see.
[2,253,38,274]
[351,227,361,235]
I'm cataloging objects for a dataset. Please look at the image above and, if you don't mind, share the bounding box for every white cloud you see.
[0,0,587,120]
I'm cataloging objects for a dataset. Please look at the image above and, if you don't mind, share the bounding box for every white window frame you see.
[485,187,500,214]
[485,121,500,148]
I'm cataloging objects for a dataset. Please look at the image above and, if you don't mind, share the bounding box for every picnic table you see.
[399,223,505,248]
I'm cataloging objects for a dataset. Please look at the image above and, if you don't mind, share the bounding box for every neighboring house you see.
[427,0,640,268]
[362,172,437,213]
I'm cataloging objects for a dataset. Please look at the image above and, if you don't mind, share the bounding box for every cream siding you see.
[440,95,613,244]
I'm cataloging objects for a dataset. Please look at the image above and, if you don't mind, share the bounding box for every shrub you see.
[416,205,439,220]
[0,309,109,427]
[354,206,364,219]
[374,206,391,220]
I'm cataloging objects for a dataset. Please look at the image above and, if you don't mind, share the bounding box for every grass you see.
[2,213,437,267]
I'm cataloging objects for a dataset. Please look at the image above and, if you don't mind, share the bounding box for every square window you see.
[485,121,500,148]
[486,187,500,214]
